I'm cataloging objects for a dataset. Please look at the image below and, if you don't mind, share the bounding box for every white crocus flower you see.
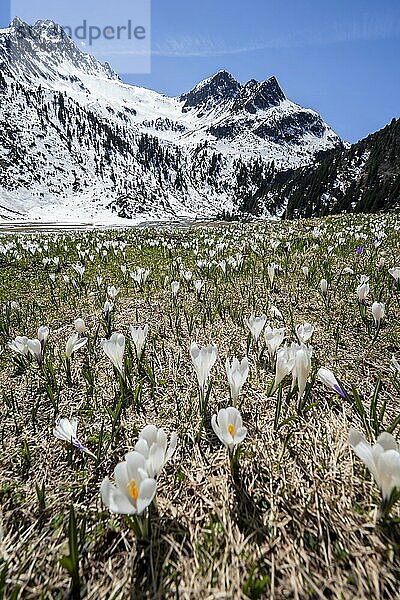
[38,326,49,346]
[317,367,345,398]
[356,282,370,304]
[245,314,267,343]
[103,300,113,318]
[273,345,294,391]
[388,267,400,283]
[343,267,355,275]
[264,327,285,357]
[53,417,95,458]
[302,266,309,278]
[371,301,385,327]
[102,333,125,376]
[291,344,312,399]
[171,281,180,298]
[225,357,249,403]
[349,429,400,503]
[296,322,314,344]
[134,425,178,478]
[194,280,204,296]
[107,285,120,300]
[190,342,218,392]
[74,318,86,334]
[211,407,247,453]
[65,333,87,358]
[8,335,29,356]
[130,324,149,360]
[320,278,328,296]
[267,263,279,286]
[27,338,43,365]
[100,451,157,515]
[72,264,85,277]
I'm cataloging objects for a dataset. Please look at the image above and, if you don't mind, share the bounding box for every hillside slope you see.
[252,118,400,219]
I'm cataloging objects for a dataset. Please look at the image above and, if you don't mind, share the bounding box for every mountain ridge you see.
[0,17,343,223]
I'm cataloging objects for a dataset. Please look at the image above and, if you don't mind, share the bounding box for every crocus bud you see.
[130,324,149,359]
[190,342,218,392]
[102,333,125,376]
[171,281,180,298]
[320,279,328,296]
[273,345,294,391]
[292,344,312,399]
[356,282,369,304]
[38,326,49,346]
[267,263,279,286]
[225,357,249,404]
[27,338,43,365]
[53,417,96,458]
[371,301,385,328]
[391,355,400,375]
[74,318,86,334]
[194,280,204,297]
[317,367,345,398]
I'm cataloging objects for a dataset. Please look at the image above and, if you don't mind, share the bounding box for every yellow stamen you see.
[127,479,138,502]
[228,423,235,438]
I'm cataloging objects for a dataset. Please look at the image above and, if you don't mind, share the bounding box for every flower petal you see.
[100,477,135,514]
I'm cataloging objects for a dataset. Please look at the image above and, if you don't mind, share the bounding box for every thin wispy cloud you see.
[151,13,400,58]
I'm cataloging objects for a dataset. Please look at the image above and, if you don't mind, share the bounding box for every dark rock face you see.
[232,76,285,114]
[180,70,241,113]
[254,111,326,143]
[209,119,254,140]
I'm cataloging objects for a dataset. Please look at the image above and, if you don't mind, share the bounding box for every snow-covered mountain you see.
[0,17,344,223]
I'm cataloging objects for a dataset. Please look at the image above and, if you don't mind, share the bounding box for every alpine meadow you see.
[1,215,400,598]
[1,4,400,600]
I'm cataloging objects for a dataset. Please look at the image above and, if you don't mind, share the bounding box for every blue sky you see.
[1,0,400,142]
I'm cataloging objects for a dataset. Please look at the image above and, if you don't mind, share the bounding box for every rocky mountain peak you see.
[233,75,286,114]
[1,17,118,83]
[180,69,242,113]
